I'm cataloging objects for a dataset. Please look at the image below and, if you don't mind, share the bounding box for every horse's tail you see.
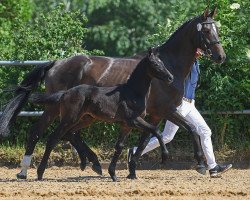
[0,61,56,137]
[29,91,65,105]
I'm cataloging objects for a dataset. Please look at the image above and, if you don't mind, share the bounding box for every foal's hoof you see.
[127,174,137,180]
[92,164,103,175]
[196,165,207,175]
[80,162,87,171]
[16,172,27,180]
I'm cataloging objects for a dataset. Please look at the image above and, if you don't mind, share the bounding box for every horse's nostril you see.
[168,76,173,82]
[218,55,222,61]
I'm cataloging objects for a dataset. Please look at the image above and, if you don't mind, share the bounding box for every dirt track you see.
[0,166,249,200]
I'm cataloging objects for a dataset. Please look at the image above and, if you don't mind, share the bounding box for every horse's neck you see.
[160,27,197,80]
[126,59,151,97]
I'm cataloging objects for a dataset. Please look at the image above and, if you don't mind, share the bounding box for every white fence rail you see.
[0,61,50,66]
[0,60,249,117]
[2,110,250,117]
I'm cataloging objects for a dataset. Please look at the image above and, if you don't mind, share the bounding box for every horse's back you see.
[45,54,140,93]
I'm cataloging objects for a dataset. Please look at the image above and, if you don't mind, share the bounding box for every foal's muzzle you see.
[165,73,174,85]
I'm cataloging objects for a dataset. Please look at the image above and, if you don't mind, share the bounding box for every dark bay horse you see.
[0,8,225,179]
[29,49,173,181]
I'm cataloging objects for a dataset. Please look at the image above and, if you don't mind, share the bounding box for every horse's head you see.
[147,48,173,84]
[194,8,226,63]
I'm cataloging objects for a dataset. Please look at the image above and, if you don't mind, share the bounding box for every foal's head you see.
[147,48,173,84]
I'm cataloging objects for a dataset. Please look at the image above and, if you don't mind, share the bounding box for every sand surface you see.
[0,167,249,199]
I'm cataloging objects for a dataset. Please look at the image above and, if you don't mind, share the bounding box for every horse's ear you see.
[148,47,153,56]
[203,7,209,19]
[148,47,155,59]
[209,7,217,18]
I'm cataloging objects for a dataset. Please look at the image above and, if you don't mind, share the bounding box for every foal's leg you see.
[127,132,151,179]
[65,132,102,175]
[67,115,102,175]
[62,131,87,170]
[167,111,206,174]
[133,117,169,161]
[127,117,169,179]
[108,125,131,181]
[127,115,160,179]
[17,106,58,179]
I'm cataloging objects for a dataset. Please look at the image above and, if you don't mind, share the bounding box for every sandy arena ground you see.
[0,166,249,200]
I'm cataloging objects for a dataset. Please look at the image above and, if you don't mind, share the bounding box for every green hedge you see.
[0,1,249,153]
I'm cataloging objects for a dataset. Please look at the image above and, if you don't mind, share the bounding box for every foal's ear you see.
[209,7,217,18]
[203,7,209,19]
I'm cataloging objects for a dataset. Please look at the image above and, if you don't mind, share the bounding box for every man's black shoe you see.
[127,148,134,164]
[209,164,232,178]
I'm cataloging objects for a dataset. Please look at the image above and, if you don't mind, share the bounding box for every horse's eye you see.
[202,30,209,34]
[203,29,210,34]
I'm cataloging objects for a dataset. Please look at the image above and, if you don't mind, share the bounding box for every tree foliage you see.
[0,0,249,150]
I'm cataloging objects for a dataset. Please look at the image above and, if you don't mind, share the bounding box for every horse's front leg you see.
[108,125,131,182]
[168,111,206,175]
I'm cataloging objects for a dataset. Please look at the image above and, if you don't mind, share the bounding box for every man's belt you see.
[183,97,193,103]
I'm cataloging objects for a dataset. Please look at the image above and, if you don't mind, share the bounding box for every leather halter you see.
[197,21,220,56]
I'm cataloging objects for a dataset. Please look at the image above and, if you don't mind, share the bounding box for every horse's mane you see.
[163,15,201,45]
[131,15,202,58]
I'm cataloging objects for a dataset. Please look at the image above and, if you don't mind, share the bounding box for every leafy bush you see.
[0,1,249,153]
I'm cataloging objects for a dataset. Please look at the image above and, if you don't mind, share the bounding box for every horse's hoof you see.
[196,165,207,175]
[37,171,43,180]
[161,159,168,165]
[127,174,137,180]
[111,175,118,182]
[16,173,27,179]
[92,164,102,175]
[80,162,87,171]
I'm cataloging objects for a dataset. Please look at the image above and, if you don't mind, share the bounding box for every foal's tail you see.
[29,91,65,105]
[0,61,56,137]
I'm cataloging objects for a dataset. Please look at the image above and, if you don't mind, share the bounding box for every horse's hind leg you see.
[37,121,72,180]
[108,125,131,181]
[17,106,58,179]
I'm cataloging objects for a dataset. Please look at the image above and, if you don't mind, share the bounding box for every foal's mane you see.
[126,55,149,85]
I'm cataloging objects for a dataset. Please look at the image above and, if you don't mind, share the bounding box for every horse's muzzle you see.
[216,54,226,64]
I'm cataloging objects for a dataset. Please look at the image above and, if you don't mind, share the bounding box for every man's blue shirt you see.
[184,60,200,100]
